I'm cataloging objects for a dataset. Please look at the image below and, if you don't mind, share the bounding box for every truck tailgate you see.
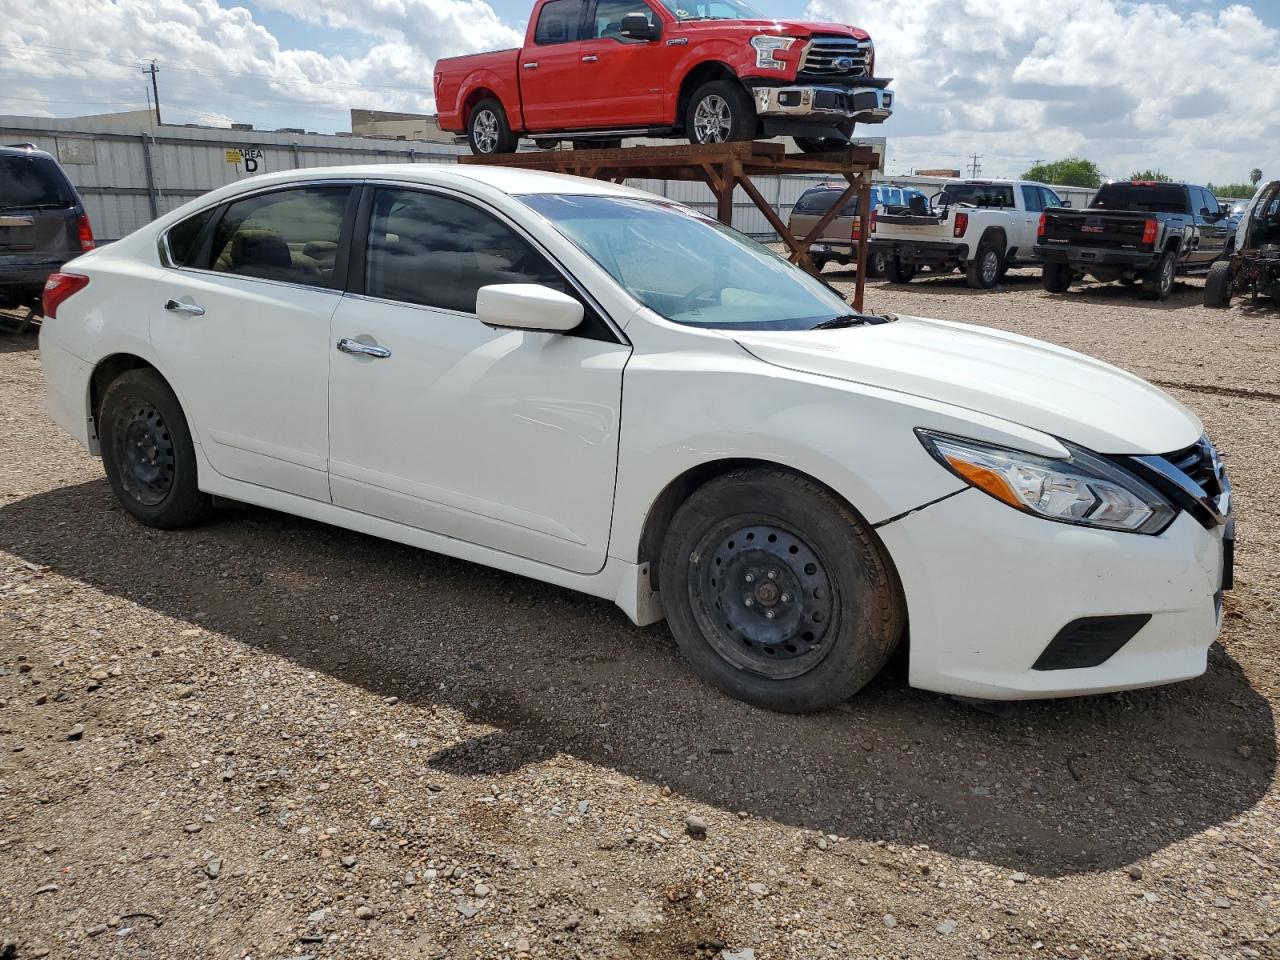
[1041,209,1148,247]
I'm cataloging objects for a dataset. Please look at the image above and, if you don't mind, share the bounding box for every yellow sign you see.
[225,149,242,164]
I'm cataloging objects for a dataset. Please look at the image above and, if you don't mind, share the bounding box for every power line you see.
[967,153,982,177]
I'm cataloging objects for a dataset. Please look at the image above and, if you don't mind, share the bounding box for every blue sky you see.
[1,0,1276,183]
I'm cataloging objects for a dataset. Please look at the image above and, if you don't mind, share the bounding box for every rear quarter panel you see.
[435,50,523,132]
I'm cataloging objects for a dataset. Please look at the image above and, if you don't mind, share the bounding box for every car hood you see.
[732,315,1202,455]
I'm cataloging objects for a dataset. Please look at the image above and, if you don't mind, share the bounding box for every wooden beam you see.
[853,173,870,313]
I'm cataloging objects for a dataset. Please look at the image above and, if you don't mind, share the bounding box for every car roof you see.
[0,143,56,160]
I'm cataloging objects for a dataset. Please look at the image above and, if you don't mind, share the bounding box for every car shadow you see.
[2,478,1273,878]
[0,314,39,346]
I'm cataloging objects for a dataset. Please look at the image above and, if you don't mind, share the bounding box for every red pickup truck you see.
[434,0,893,155]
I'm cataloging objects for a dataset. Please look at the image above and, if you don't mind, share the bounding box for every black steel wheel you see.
[100,368,211,529]
[659,468,904,712]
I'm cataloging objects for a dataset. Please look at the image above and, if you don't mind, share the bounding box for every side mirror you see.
[1200,207,1216,219]
[1059,200,1072,208]
[620,13,660,40]
[476,283,583,333]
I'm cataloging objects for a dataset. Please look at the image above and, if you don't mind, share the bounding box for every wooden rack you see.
[459,141,878,311]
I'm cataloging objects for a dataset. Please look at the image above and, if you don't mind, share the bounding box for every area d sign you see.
[225,147,264,173]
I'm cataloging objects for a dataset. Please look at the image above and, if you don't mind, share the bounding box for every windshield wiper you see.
[0,202,71,212]
[809,313,893,330]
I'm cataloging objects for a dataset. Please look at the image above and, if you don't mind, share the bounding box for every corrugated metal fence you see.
[2,115,1096,242]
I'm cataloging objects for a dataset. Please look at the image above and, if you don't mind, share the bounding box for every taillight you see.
[851,216,861,240]
[77,213,94,251]
[953,212,969,237]
[1141,218,1158,245]
[1037,212,1047,238]
[42,273,89,319]
[869,209,878,235]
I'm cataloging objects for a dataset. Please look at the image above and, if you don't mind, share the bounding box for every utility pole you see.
[968,152,982,178]
[141,61,161,126]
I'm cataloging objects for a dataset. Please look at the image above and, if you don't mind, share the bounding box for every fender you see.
[458,69,525,132]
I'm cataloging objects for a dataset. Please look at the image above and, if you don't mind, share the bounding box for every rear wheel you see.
[468,98,519,156]
[659,469,904,712]
[1141,249,1177,300]
[1204,259,1233,309]
[965,241,1003,289]
[885,256,917,283]
[685,80,756,145]
[100,369,211,529]
[1042,261,1073,293]
[864,247,888,279]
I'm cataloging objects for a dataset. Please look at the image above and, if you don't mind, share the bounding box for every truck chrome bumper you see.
[753,85,893,123]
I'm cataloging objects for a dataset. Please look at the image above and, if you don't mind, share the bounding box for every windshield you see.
[655,0,762,20]
[940,182,1015,208]
[521,194,854,331]
[1091,183,1189,214]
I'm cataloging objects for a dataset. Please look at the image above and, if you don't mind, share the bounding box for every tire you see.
[100,368,212,529]
[685,79,757,145]
[1042,261,1073,293]
[809,255,829,273]
[1204,259,1233,309]
[467,98,519,156]
[1140,249,1177,301]
[865,247,888,279]
[885,256,917,283]
[965,241,1003,290]
[793,136,850,154]
[658,468,905,713]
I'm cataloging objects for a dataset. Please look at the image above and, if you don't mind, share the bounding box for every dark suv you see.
[0,144,93,315]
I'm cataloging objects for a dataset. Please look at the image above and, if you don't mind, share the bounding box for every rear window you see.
[792,189,858,217]
[942,183,1015,208]
[0,155,75,209]
[1091,183,1189,214]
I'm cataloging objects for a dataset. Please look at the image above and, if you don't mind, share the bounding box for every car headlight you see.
[916,430,1176,535]
[750,35,796,70]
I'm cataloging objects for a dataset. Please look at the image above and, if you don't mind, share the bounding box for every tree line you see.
[1019,158,1264,197]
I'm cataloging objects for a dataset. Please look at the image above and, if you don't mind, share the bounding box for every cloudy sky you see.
[1,0,1275,184]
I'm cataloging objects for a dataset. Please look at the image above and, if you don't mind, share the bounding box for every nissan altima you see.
[38,165,1233,711]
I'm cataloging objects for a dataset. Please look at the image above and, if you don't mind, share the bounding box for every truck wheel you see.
[1042,262,1073,293]
[885,257,916,283]
[686,80,756,145]
[658,468,904,713]
[1140,250,1177,301]
[1204,260,1233,309]
[468,98,518,155]
[865,248,888,279]
[100,369,212,529]
[965,242,1003,289]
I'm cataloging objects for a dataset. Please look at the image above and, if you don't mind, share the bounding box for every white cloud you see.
[805,0,1280,184]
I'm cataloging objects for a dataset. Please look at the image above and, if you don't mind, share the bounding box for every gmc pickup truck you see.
[869,179,1066,289]
[1036,180,1237,301]
[434,0,893,155]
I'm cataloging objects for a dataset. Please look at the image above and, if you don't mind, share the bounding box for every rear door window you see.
[165,207,217,267]
[208,186,352,288]
[534,0,583,43]
[0,155,75,209]
[1020,185,1044,212]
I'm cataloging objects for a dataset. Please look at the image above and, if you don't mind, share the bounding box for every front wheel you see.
[1140,249,1177,301]
[468,98,518,155]
[659,469,904,713]
[685,80,757,145]
[1042,261,1073,293]
[1204,259,1233,309]
[100,369,212,529]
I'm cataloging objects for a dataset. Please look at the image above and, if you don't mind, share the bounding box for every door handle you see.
[581,55,599,62]
[523,61,539,69]
[336,337,391,359]
[164,298,205,316]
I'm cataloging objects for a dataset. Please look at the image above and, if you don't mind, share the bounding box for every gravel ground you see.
[1,275,1277,960]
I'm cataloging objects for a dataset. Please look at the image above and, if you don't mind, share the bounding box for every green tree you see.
[1021,157,1102,188]
[1250,168,1263,186]
[1129,169,1173,182]
[1207,182,1255,198]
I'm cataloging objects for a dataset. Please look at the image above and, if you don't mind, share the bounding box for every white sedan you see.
[38,165,1233,711]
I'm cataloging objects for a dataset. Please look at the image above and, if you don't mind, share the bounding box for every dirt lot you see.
[1,271,1277,960]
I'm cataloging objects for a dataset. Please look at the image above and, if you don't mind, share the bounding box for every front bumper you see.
[1036,243,1156,271]
[872,238,968,266]
[878,489,1229,700]
[753,84,893,124]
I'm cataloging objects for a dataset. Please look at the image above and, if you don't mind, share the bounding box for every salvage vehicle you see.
[786,183,925,274]
[869,179,1065,289]
[434,0,893,155]
[1036,181,1236,300]
[0,143,93,315]
[1205,180,1280,309]
[39,166,1232,712]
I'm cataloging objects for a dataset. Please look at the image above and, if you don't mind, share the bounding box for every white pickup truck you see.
[869,179,1067,289]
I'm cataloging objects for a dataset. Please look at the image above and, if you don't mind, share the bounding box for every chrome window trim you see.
[357,179,630,346]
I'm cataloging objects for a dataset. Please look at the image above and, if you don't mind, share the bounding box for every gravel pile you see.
[1,274,1277,959]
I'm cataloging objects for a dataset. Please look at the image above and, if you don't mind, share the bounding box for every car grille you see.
[1164,435,1225,500]
[798,36,872,81]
